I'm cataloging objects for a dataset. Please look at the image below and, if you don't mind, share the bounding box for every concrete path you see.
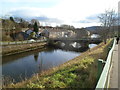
[109,41,119,89]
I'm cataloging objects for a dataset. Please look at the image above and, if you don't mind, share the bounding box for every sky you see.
[0,0,119,28]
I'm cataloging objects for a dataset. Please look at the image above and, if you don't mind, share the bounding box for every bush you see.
[2,34,13,41]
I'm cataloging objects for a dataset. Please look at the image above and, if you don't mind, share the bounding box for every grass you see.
[4,39,113,88]
[2,42,47,56]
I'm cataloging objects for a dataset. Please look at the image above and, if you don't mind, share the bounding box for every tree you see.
[2,19,15,35]
[60,24,75,30]
[0,18,2,41]
[31,19,40,26]
[14,17,29,28]
[19,18,29,28]
[2,19,15,41]
[2,16,30,41]
[98,9,117,44]
[33,22,39,33]
[14,17,22,23]
[75,28,89,38]
[10,17,15,22]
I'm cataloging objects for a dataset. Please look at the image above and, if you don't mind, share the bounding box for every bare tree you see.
[2,19,15,35]
[31,19,40,26]
[60,24,75,30]
[98,9,117,44]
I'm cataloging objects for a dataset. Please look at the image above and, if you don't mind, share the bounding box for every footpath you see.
[109,41,119,89]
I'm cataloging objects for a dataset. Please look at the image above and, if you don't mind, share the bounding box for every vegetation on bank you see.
[2,42,47,56]
[4,39,112,88]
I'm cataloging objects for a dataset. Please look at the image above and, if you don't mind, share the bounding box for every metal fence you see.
[0,39,47,45]
[96,38,116,89]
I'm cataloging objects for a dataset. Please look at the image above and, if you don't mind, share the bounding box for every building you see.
[47,28,76,39]
[74,28,90,38]
[91,34,101,38]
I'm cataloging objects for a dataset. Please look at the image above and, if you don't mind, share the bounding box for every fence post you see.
[98,59,106,80]
[8,41,10,45]
[21,41,23,44]
[108,47,112,51]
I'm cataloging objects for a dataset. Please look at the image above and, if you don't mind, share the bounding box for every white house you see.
[91,34,100,38]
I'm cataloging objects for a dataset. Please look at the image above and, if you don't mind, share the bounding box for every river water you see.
[2,44,97,83]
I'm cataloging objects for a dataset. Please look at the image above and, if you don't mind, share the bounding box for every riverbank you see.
[2,42,47,56]
[4,39,112,88]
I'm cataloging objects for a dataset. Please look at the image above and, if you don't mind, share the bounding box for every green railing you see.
[96,38,116,89]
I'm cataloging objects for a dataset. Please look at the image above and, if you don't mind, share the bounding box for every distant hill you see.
[85,26,102,34]
[85,26,101,31]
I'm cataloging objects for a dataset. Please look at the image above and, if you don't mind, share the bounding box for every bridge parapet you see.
[48,38,102,44]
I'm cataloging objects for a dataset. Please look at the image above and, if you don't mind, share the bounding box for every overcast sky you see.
[0,0,119,28]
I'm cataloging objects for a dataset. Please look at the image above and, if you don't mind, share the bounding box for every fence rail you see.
[0,39,47,45]
[96,38,116,89]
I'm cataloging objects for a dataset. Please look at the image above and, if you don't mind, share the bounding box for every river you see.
[2,44,97,83]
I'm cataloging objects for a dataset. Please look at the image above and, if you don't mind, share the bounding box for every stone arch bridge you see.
[48,38,102,48]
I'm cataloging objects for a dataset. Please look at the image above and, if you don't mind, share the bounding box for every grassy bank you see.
[5,39,112,88]
[2,42,47,56]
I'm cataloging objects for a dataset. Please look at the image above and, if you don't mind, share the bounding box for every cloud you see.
[86,15,99,21]
[9,8,44,17]
[9,8,63,25]
[78,20,91,23]
[1,0,59,3]
[35,16,63,23]
[1,0,118,27]
[75,14,99,24]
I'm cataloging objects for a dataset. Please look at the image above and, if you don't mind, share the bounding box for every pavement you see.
[109,41,119,89]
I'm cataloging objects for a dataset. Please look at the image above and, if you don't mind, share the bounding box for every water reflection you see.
[89,44,97,48]
[34,53,39,62]
[2,48,47,65]
[38,53,43,72]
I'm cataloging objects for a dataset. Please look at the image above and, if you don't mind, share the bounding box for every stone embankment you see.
[2,42,47,56]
